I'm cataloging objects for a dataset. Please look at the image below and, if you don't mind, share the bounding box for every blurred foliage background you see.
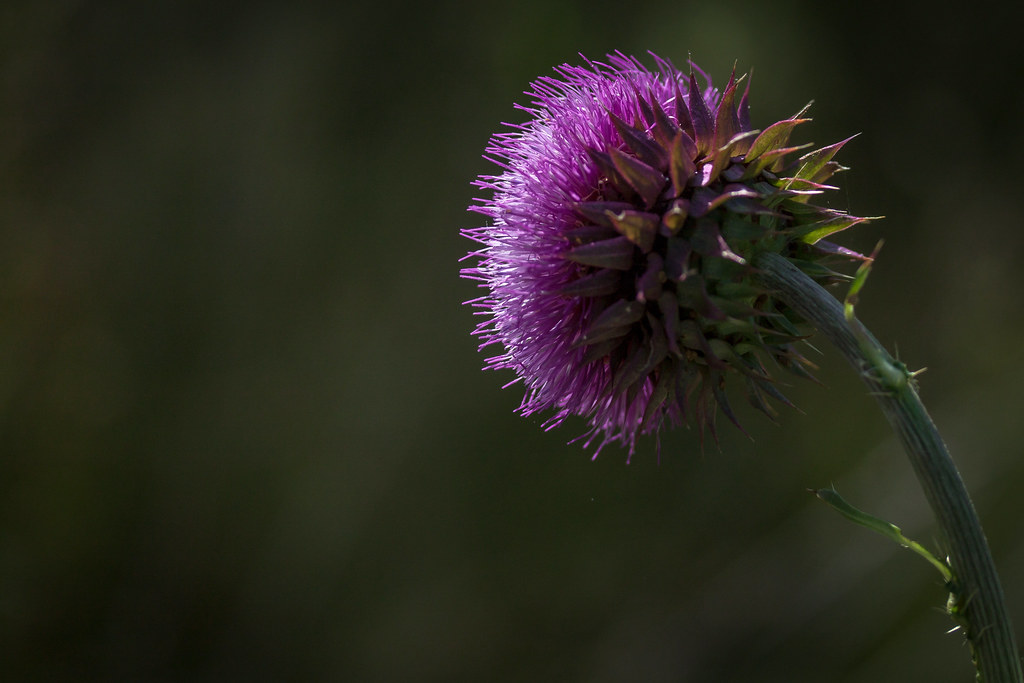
[2,1,1023,681]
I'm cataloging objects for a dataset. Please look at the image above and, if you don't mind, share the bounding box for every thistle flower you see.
[462,52,872,455]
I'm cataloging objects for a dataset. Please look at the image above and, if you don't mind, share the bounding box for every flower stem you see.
[754,251,1023,682]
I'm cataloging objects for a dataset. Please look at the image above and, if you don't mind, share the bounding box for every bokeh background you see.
[3,2,1023,681]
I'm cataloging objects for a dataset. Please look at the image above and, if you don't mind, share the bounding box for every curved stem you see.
[755,251,1022,682]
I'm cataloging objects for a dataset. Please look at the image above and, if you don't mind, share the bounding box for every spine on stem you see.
[755,250,1022,683]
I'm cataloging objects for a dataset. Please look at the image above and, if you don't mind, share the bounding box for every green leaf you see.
[843,240,883,320]
[813,487,952,582]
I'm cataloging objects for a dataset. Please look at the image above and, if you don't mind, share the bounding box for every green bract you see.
[464,54,876,453]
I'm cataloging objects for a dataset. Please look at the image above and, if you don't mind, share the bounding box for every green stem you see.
[754,251,1022,683]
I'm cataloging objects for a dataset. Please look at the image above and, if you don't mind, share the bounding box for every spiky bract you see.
[462,52,872,456]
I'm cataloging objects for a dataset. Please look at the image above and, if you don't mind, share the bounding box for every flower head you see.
[462,52,872,456]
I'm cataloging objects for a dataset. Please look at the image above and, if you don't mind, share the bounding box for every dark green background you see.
[3,2,1023,681]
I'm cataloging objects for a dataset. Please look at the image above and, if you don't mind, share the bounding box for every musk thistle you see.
[462,52,871,454]
[462,52,1022,681]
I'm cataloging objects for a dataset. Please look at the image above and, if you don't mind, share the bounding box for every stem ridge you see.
[755,251,1022,682]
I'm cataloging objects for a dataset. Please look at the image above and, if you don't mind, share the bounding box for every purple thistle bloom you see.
[462,52,872,457]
